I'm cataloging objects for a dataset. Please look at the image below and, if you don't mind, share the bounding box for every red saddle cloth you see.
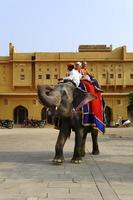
[80,80,105,133]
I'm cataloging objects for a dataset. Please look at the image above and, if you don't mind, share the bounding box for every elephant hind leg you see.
[91,128,100,155]
[71,130,84,163]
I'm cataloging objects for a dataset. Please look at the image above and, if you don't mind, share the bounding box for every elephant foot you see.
[52,156,64,165]
[52,158,64,165]
[91,150,100,155]
[71,157,83,164]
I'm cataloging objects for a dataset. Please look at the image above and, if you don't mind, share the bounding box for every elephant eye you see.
[62,90,67,96]
[61,99,67,108]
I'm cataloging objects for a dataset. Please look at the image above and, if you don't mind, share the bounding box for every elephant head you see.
[37,82,96,117]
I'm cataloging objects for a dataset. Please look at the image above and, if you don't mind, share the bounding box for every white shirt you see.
[63,69,82,87]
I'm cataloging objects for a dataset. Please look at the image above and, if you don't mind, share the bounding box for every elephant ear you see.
[73,87,96,111]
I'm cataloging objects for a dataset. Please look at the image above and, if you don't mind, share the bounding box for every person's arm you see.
[63,71,74,80]
[81,74,91,82]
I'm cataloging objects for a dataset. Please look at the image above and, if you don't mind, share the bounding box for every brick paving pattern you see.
[0,127,132,200]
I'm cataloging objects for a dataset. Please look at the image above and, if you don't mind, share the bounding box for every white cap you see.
[76,61,82,67]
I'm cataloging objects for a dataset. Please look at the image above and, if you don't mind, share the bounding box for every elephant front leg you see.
[91,128,100,155]
[71,131,83,163]
[53,131,68,164]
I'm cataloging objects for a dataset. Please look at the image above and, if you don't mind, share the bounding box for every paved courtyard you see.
[0,127,132,200]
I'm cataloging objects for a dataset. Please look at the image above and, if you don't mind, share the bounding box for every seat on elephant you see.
[79,80,105,134]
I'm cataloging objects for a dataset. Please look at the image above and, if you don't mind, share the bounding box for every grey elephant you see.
[37,81,101,164]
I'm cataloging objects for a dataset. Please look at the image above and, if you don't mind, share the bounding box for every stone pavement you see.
[0,127,132,200]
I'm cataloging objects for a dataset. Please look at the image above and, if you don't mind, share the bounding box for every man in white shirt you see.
[63,63,81,87]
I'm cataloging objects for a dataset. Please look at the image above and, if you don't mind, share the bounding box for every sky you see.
[0,0,133,55]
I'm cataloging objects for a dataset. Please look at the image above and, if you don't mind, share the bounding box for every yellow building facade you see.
[0,43,133,125]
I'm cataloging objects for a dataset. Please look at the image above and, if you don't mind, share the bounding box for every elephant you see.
[37,81,100,164]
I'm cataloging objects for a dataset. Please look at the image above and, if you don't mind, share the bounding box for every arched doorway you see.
[47,108,53,124]
[41,107,55,124]
[14,106,28,124]
[105,106,113,127]
[41,107,47,121]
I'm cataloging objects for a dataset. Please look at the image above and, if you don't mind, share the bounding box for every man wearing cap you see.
[63,63,82,87]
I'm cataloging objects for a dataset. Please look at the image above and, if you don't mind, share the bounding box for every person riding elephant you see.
[63,63,82,87]
[81,61,103,92]
[37,80,104,164]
